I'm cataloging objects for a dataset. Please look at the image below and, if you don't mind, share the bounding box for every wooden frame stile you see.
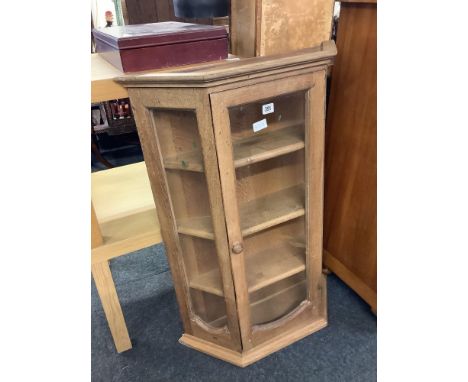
[190,88,242,351]
[209,91,254,352]
[254,0,263,57]
[128,86,242,351]
[305,70,327,318]
[230,0,257,57]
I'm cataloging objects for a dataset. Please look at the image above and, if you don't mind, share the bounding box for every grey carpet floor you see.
[92,244,376,381]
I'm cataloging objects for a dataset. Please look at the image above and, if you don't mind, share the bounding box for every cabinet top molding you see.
[116,40,336,88]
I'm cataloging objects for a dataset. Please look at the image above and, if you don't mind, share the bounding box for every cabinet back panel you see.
[152,108,202,162]
[228,91,305,141]
[236,150,305,205]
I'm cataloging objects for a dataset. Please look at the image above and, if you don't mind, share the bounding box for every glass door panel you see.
[151,108,227,328]
[228,91,308,326]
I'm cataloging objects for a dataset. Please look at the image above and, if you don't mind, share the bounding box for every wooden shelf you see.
[240,185,305,237]
[233,123,304,167]
[189,242,305,297]
[246,245,305,293]
[190,269,223,297]
[178,216,215,240]
[163,122,304,172]
[177,184,304,240]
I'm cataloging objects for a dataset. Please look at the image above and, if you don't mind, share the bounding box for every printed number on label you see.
[262,103,274,115]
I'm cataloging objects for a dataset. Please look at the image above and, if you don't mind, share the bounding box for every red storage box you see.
[92,21,228,73]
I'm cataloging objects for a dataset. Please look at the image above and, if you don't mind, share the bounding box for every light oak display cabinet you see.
[117,41,336,367]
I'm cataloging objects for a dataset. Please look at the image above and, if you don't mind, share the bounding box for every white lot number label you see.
[253,118,268,132]
[262,102,274,115]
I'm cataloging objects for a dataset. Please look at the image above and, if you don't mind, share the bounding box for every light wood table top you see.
[91,53,241,103]
[92,162,163,261]
[91,54,128,103]
[92,161,156,224]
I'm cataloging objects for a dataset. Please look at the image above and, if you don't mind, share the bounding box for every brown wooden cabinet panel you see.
[323,1,377,312]
[230,0,335,57]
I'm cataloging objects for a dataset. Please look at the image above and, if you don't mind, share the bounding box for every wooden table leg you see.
[92,261,132,353]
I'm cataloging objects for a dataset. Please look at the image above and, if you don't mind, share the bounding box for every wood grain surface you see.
[121,44,336,363]
[323,2,377,311]
[92,261,132,353]
[258,0,335,56]
[91,53,128,103]
[230,0,334,57]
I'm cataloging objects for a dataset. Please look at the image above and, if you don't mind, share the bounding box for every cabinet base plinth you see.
[179,318,327,367]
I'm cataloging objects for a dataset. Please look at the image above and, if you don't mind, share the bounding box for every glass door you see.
[210,73,322,347]
[228,90,307,326]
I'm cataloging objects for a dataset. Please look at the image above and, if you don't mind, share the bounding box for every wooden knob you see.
[231,242,243,254]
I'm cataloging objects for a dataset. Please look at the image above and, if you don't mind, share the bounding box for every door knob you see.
[231,242,244,254]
